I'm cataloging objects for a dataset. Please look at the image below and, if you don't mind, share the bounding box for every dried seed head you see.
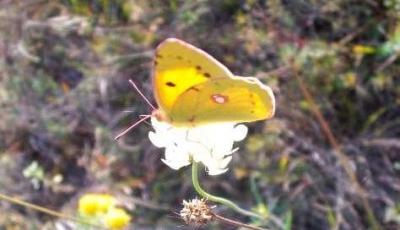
[180,198,213,226]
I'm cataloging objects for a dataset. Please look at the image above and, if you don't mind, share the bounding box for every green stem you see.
[191,161,264,219]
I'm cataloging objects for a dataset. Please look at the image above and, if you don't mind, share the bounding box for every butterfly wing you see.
[153,38,233,118]
[169,77,275,126]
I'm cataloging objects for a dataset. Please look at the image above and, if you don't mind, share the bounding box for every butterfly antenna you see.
[114,114,152,140]
[129,79,156,111]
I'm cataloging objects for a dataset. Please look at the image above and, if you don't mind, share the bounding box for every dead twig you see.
[213,213,268,230]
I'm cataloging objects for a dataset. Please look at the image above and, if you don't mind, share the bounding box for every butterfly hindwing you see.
[169,77,275,126]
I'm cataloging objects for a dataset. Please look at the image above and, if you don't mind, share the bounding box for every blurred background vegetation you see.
[0,0,399,229]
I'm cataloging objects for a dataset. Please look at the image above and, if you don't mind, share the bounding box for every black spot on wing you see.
[203,72,211,78]
[188,116,196,123]
[249,94,256,105]
[196,65,202,71]
[166,82,176,87]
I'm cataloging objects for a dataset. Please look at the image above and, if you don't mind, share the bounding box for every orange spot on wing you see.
[211,94,229,104]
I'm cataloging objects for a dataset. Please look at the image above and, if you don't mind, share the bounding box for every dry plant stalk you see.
[291,64,381,230]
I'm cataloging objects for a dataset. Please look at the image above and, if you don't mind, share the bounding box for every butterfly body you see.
[152,38,275,127]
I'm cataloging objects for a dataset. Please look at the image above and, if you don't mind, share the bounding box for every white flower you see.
[385,204,400,224]
[148,118,248,175]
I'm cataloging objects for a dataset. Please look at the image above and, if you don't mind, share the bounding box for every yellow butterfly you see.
[152,38,275,127]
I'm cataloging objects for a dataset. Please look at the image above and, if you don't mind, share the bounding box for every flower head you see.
[149,118,248,175]
[180,198,213,226]
[77,193,132,229]
[104,208,132,230]
[78,193,116,216]
[352,45,375,55]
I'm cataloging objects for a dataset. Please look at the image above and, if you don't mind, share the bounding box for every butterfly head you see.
[152,109,170,123]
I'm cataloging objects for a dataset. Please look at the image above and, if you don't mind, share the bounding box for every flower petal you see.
[149,118,248,175]
[233,124,248,141]
[148,131,166,148]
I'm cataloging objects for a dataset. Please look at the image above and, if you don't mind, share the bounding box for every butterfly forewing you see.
[153,38,233,117]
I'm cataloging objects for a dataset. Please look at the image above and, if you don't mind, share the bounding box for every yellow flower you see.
[352,45,375,55]
[235,11,247,26]
[279,153,289,172]
[254,203,269,219]
[78,193,116,216]
[104,208,131,230]
[343,72,357,88]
